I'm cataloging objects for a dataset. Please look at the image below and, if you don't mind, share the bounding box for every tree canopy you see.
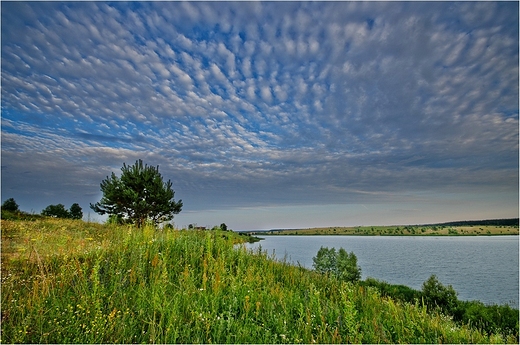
[41,204,71,218]
[41,203,83,219]
[2,198,19,212]
[69,203,83,220]
[90,159,182,228]
[312,246,361,283]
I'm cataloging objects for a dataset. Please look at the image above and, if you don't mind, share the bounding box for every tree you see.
[2,198,19,212]
[220,223,228,231]
[42,204,71,218]
[312,246,361,283]
[421,275,458,314]
[90,159,183,228]
[69,203,83,220]
[313,247,338,275]
[337,248,362,283]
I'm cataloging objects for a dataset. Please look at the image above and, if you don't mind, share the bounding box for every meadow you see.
[1,218,518,343]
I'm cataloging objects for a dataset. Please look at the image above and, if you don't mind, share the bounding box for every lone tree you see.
[69,203,83,220]
[90,159,183,228]
[421,274,458,315]
[2,198,19,212]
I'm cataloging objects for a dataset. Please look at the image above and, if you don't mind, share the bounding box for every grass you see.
[1,218,517,343]
[254,224,519,236]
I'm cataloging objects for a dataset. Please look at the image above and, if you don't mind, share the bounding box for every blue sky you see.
[2,2,518,230]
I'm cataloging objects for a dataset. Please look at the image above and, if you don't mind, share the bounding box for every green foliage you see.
[364,277,519,339]
[312,247,361,283]
[313,247,337,274]
[337,248,362,283]
[69,203,83,220]
[40,203,83,219]
[90,159,183,228]
[363,278,422,303]
[41,203,72,218]
[220,223,228,231]
[448,228,459,235]
[3,219,514,344]
[107,214,127,225]
[455,301,519,337]
[422,275,459,315]
[2,198,19,212]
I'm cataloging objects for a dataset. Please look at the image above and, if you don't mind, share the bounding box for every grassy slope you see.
[253,224,519,236]
[1,219,515,343]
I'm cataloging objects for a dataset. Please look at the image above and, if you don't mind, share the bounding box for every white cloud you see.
[246,85,256,101]
[260,85,272,104]
[1,1,518,221]
[210,63,228,84]
[273,85,288,102]
[241,58,252,78]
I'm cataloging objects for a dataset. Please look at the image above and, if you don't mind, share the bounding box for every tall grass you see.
[1,219,515,343]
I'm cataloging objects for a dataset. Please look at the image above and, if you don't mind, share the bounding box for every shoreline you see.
[246,224,519,237]
[256,233,519,237]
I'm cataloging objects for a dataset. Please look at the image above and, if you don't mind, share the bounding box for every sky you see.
[1,1,518,231]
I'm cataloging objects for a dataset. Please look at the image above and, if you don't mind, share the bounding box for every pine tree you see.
[90,160,183,228]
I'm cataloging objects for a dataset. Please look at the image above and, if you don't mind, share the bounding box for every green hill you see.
[1,218,516,343]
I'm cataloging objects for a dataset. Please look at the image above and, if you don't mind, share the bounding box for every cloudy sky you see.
[2,2,518,230]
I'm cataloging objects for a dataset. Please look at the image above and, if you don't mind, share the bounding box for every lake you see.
[243,235,519,308]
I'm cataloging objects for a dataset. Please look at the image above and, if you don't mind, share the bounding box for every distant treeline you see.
[429,218,519,227]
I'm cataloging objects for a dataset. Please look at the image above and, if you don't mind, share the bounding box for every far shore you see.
[246,224,519,237]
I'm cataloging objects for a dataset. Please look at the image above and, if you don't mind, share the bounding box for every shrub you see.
[312,246,361,283]
[422,275,458,315]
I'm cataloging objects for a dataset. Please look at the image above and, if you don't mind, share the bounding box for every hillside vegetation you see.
[1,218,517,343]
[254,220,519,236]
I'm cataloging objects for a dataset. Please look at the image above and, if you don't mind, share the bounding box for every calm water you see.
[244,235,519,308]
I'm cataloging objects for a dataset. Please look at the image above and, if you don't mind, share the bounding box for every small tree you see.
[337,248,362,282]
[313,247,338,275]
[42,204,71,218]
[220,223,228,231]
[69,203,83,220]
[313,246,361,283]
[2,198,19,212]
[90,159,183,228]
[421,275,458,314]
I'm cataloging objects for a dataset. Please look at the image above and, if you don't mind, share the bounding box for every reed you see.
[1,219,515,343]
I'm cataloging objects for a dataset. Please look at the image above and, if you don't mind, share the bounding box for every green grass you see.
[1,219,517,343]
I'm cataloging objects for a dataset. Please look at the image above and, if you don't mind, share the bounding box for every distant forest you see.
[431,218,519,227]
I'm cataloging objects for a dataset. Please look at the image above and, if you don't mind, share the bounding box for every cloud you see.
[1,2,518,226]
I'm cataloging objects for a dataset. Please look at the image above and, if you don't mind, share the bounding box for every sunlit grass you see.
[1,219,516,343]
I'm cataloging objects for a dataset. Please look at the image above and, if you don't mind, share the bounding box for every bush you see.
[312,246,361,283]
[422,275,458,315]
[362,278,422,303]
[455,301,519,337]
[364,276,519,339]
